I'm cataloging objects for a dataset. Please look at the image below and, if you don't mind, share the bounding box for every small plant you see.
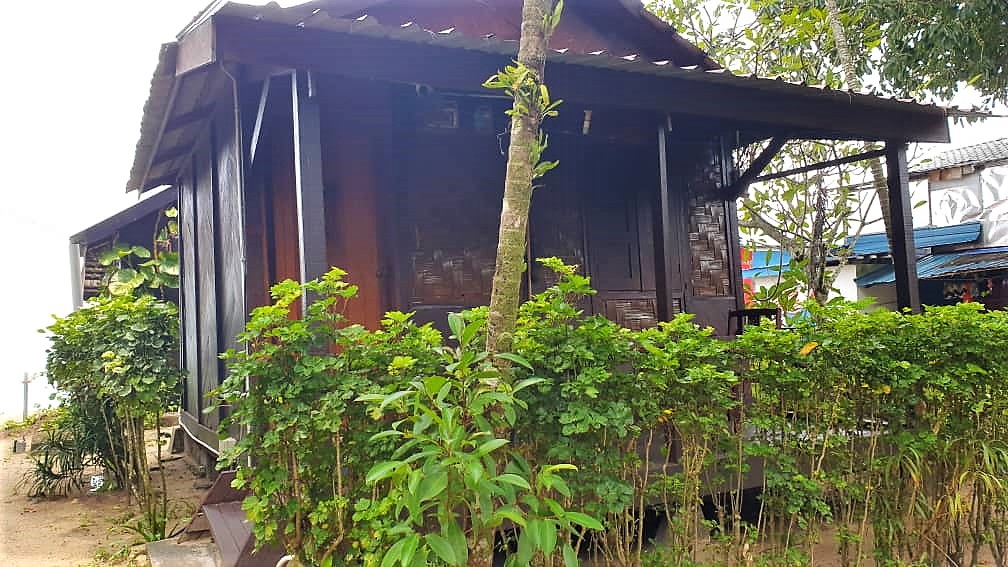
[359,310,599,567]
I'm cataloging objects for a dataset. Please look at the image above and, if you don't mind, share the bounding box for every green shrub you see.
[44,293,182,539]
[217,261,1008,567]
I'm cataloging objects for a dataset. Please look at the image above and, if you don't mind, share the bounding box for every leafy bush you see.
[218,269,600,567]
[44,293,182,539]
[218,261,1008,567]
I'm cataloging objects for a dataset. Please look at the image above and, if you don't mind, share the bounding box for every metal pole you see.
[69,242,84,310]
[22,372,30,422]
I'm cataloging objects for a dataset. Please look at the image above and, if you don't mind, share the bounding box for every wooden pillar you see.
[719,137,746,310]
[885,142,921,312]
[656,127,684,320]
[291,70,328,307]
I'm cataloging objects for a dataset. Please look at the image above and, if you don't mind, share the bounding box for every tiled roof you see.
[911,138,1008,176]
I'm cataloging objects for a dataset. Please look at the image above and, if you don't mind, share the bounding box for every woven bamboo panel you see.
[407,137,504,308]
[82,242,112,300]
[687,144,732,298]
[604,297,659,330]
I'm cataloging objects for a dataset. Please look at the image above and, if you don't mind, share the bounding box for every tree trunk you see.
[485,0,553,357]
[823,0,894,253]
[480,2,554,565]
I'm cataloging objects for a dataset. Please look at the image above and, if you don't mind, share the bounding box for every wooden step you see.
[184,470,285,567]
[204,501,250,567]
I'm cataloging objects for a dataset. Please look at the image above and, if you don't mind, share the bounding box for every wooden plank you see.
[179,409,219,455]
[213,15,950,143]
[323,132,384,328]
[719,138,747,310]
[164,105,215,132]
[267,80,302,305]
[886,142,921,312]
[656,128,683,321]
[204,502,246,567]
[291,70,329,305]
[212,102,247,361]
[180,167,201,418]
[725,197,747,310]
[211,97,247,437]
[194,140,220,431]
[177,19,215,76]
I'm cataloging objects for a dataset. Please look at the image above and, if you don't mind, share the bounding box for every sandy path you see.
[0,429,205,566]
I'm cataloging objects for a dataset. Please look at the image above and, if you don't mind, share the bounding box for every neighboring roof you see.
[71,186,178,245]
[742,250,792,279]
[126,1,959,192]
[911,137,1008,177]
[856,246,1008,287]
[846,222,982,256]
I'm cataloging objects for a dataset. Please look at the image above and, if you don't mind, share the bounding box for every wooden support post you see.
[885,142,921,312]
[249,78,271,168]
[291,70,328,309]
[656,127,682,320]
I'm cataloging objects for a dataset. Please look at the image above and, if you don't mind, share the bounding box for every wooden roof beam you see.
[164,106,215,132]
[727,135,787,198]
[754,148,887,182]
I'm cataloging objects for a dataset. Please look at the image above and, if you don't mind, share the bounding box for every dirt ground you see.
[0,424,206,566]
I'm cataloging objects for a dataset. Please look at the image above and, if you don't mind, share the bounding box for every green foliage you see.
[650,1,883,303]
[217,269,444,566]
[18,400,123,498]
[359,311,588,567]
[98,207,180,296]
[219,261,1008,567]
[218,268,597,566]
[483,61,563,182]
[861,0,1008,107]
[43,292,181,540]
[652,0,1007,107]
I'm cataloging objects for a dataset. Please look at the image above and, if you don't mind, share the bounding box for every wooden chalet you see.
[69,187,178,309]
[124,0,951,461]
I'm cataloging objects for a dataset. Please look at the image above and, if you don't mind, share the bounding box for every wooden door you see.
[582,145,660,330]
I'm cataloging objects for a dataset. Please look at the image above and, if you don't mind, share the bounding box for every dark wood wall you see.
[178,95,248,447]
[176,74,747,454]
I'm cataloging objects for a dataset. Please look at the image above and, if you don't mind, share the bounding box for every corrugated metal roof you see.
[214,2,954,118]
[911,138,1008,176]
[126,43,179,195]
[127,0,975,192]
[847,222,981,256]
[856,246,1008,287]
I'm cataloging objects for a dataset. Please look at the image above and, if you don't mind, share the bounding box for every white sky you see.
[0,1,211,419]
[0,1,1003,419]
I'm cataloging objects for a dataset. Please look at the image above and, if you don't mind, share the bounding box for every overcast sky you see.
[0,1,1004,420]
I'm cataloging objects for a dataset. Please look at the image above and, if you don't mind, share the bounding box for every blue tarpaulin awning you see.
[855,246,1008,287]
[742,250,792,279]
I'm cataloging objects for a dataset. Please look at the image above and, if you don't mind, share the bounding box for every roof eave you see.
[126,43,180,193]
[71,186,179,245]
